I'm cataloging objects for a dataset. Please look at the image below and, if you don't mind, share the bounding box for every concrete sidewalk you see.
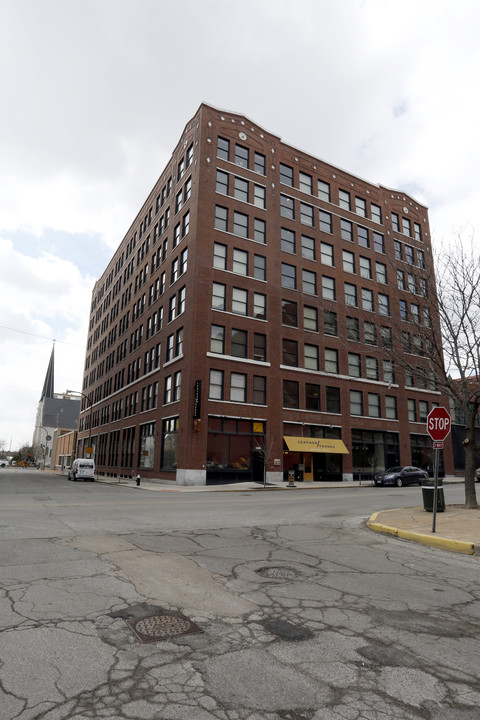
[367,504,480,555]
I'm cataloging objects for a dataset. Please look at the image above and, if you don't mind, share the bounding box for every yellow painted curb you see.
[367,510,477,555]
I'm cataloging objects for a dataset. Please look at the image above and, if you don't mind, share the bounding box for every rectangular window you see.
[300,202,314,226]
[419,400,429,422]
[411,303,420,323]
[254,152,266,175]
[385,396,398,420]
[215,205,228,231]
[417,249,426,269]
[281,263,297,289]
[397,270,405,290]
[210,325,225,354]
[217,137,229,161]
[233,248,248,275]
[378,293,390,316]
[350,390,363,416]
[173,371,181,401]
[233,211,248,237]
[360,256,372,279]
[306,383,321,411]
[408,398,417,422]
[282,338,298,367]
[326,387,340,413]
[346,316,359,341]
[301,235,316,260]
[212,282,226,310]
[282,299,298,327]
[348,353,361,377]
[302,269,317,295]
[322,276,336,301]
[371,204,382,223]
[253,333,266,361]
[254,184,266,208]
[365,321,377,345]
[254,254,266,280]
[280,163,294,186]
[344,282,357,307]
[368,393,380,418]
[375,261,387,284]
[323,309,337,336]
[232,287,248,315]
[281,227,296,254]
[402,217,411,236]
[339,189,350,210]
[319,210,332,233]
[254,218,266,243]
[362,288,374,312]
[253,375,266,404]
[325,348,339,374]
[231,328,247,358]
[414,223,422,242]
[342,250,355,274]
[253,292,266,319]
[299,171,312,194]
[304,343,319,370]
[373,231,385,253]
[283,380,299,409]
[318,180,330,202]
[366,356,378,380]
[213,242,227,269]
[234,176,249,203]
[392,213,400,232]
[355,196,366,217]
[357,226,369,248]
[341,219,353,242]
[235,144,249,168]
[394,240,403,260]
[320,242,333,266]
[383,360,395,385]
[209,369,224,399]
[405,245,415,264]
[304,305,318,331]
[280,194,295,219]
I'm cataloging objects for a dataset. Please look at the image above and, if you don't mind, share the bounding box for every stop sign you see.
[426,407,451,441]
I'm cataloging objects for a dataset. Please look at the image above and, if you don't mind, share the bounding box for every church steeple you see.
[40,344,55,400]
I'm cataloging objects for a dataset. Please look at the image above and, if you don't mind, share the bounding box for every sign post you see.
[426,407,451,532]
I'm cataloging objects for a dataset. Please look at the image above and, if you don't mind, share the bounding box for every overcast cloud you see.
[1,0,479,451]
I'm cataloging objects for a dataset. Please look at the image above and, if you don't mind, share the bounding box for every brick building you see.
[77,103,454,485]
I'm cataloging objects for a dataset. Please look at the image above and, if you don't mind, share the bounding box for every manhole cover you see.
[125,611,203,643]
[257,566,299,580]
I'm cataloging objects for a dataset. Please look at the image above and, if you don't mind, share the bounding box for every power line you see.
[0,324,84,348]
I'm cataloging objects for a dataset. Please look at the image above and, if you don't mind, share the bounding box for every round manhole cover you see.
[257,566,299,580]
[126,612,202,643]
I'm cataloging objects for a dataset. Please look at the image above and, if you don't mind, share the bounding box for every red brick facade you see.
[78,104,454,485]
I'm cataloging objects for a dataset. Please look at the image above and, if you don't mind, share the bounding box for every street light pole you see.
[67,390,93,459]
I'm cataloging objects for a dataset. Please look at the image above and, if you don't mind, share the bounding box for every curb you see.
[367,510,478,555]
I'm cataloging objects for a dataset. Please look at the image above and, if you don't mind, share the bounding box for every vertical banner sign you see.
[193,380,201,429]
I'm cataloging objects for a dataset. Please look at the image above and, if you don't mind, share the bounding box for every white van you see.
[68,458,95,481]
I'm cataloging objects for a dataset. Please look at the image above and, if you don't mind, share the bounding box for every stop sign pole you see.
[426,407,451,532]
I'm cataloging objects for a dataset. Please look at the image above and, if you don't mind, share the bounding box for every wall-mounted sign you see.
[193,380,201,419]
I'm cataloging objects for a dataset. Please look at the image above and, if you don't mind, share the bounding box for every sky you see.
[1,0,479,451]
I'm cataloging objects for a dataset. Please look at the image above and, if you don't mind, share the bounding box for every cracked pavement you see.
[1,473,480,719]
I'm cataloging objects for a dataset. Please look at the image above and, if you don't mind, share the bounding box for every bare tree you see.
[429,234,480,508]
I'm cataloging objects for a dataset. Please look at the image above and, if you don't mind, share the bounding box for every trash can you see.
[421,481,445,512]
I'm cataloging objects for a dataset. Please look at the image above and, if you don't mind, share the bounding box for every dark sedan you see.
[374,466,428,487]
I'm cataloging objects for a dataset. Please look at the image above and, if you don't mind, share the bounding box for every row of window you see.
[209,369,266,405]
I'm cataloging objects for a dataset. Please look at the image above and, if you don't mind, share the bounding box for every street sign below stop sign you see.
[426,407,451,442]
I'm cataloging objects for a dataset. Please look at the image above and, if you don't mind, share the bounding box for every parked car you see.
[68,458,95,481]
[374,466,428,487]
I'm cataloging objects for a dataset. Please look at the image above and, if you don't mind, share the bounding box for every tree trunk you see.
[464,408,478,508]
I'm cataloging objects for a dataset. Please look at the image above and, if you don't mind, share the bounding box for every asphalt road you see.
[1,468,479,720]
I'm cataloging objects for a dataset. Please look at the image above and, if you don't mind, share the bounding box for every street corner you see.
[366,508,480,556]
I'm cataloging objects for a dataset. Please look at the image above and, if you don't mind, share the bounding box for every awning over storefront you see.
[283,436,349,454]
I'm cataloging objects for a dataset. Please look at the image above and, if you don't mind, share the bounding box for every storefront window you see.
[139,422,155,469]
[161,418,178,469]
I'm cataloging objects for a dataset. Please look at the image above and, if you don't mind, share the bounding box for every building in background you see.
[77,103,454,485]
[32,345,80,467]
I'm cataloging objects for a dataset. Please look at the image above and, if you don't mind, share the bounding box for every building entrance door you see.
[304,453,313,481]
